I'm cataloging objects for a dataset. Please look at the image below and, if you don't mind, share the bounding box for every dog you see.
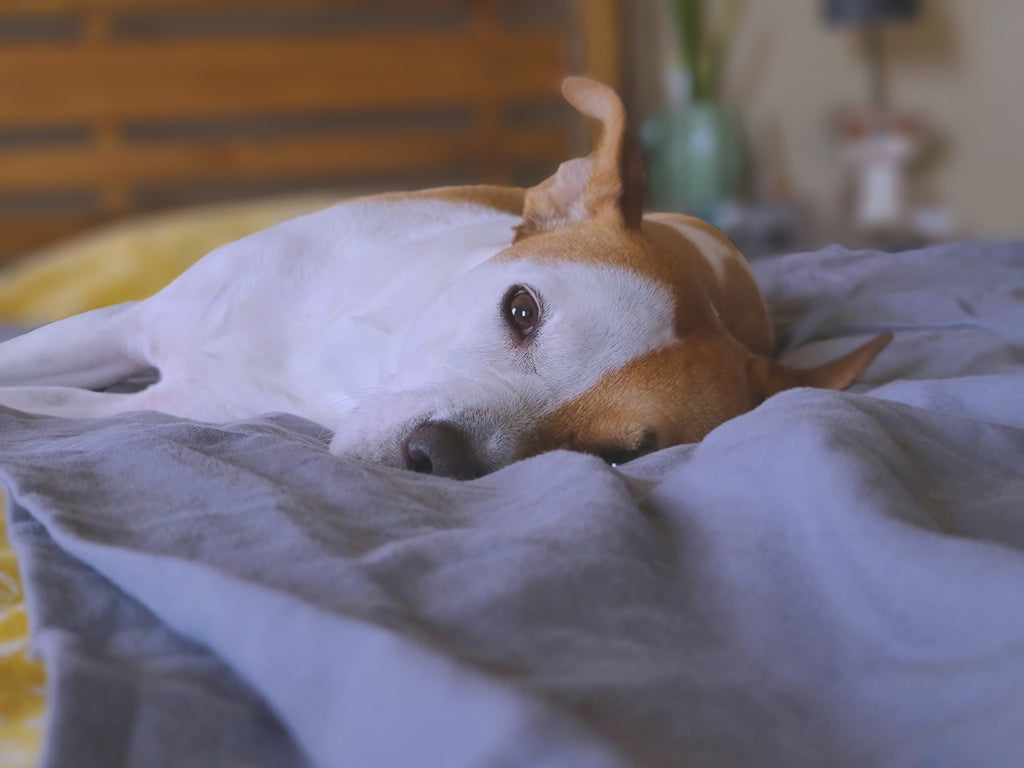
[0,77,890,479]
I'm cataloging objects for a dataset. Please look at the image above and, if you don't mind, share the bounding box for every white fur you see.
[0,196,677,473]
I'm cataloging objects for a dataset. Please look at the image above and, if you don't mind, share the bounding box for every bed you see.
[4,236,1024,767]
[5,4,1024,768]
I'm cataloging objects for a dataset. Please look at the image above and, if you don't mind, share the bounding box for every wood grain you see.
[0,0,621,262]
[0,33,564,123]
[0,126,570,189]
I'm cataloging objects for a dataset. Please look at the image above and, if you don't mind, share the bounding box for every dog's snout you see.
[403,421,481,480]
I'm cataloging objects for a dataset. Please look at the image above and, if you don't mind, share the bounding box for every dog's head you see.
[330,77,890,478]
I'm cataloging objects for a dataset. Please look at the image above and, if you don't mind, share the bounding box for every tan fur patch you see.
[497,222,720,337]
[533,330,755,456]
[641,215,774,356]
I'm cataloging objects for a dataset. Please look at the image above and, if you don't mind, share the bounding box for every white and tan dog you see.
[0,78,890,479]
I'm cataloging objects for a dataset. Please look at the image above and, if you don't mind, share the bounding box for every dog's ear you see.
[746,332,893,404]
[514,77,645,242]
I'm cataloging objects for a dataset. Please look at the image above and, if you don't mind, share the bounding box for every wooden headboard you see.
[0,0,621,265]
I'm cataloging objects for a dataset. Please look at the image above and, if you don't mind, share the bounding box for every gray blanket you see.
[3,240,1024,767]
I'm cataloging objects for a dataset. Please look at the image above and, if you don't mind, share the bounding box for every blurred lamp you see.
[824,0,919,24]
[822,0,920,112]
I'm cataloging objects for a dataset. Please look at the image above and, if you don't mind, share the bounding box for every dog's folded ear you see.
[746,332,894,404]
[514,77,646,242]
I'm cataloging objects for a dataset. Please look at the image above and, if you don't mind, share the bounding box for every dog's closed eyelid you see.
[598,429,659,465]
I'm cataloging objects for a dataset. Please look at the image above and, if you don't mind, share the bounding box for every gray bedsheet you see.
[3,240,1024,767]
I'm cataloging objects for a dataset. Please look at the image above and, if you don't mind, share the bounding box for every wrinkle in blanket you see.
[3,241,1024,767]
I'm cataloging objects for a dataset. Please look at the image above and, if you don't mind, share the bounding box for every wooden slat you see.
[0,31,565,123]
[0,214,100,264]
[579,0,621,90]
[0,0,456,11]
[0,125,569,189]
[0,0,621,264]
[470,0,504,183]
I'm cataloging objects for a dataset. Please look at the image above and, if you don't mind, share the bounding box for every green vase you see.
[641,101,744,222]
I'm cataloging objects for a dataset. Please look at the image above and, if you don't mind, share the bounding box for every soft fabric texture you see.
[0,326,44,768]
[0,504,45,768]
[0,196,337,768]
[2,240,1024,767]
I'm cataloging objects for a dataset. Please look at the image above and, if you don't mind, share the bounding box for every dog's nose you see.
[403,421,481,480]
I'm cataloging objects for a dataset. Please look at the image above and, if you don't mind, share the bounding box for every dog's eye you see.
[503,286,541,337]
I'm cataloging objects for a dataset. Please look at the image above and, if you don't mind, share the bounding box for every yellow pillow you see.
[0,500,46,768]
[0,194,338,325]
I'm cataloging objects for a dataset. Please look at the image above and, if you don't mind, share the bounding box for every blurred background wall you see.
[1,0,1021,282]
[627,0,1024,249]
[0,0,613,270]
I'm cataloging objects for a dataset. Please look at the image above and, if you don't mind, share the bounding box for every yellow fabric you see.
[0,194,339,325]
[0,193,337,767]
[0,494,45,768]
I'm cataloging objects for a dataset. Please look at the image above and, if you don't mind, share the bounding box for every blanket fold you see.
[3,240,1024,767]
